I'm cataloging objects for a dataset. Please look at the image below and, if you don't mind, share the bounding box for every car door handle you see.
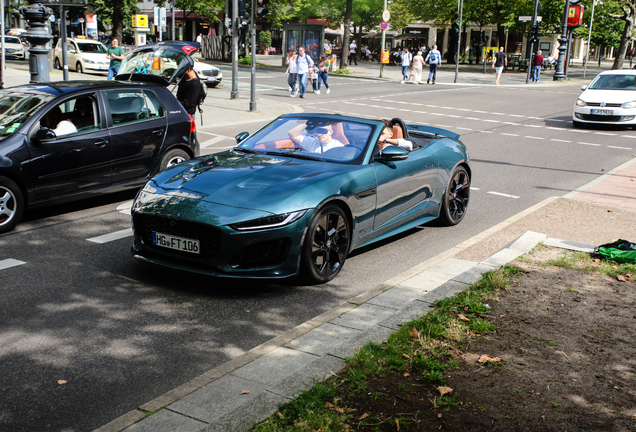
[94,140,108,147]
[152,129,164,135]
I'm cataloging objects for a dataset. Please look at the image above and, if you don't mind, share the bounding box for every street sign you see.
[380,21,388,30]
[132,15,148,28]
[567,5,584,27]
[382,9,390,21]
[518,16,542,22]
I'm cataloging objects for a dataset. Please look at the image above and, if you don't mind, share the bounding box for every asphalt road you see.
[2,68,634,431]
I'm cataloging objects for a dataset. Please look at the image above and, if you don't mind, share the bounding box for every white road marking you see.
[470,187,481,190]
[501,133,519,136]
[201,136,227,148]
[87,228,134,244]
[456,127,473,130]
[550,139,571,143]
[593,132,617,136]
[0,259,26,271]
[620,135,636,139]
[577,142,601,146]
[570,129,590,133]
[480,131,493,133]
[117,200,134,214]
[488,191,520,199]
[547,127,567,131]
[607,145,633,150]
[525,136,544,140]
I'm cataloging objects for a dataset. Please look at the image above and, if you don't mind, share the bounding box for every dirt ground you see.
[345,246,636,431]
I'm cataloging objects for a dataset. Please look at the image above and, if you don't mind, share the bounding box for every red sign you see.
[380,21,388,30]
[567,5,584,27]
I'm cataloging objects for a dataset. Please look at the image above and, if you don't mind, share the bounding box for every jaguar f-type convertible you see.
[131,114,471,283]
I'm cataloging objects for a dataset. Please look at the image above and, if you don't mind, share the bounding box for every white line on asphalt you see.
[482,119,499,123]
[501,122,520,125]
[456,127,473,130]
[607,145,633,150]
[577,142,601,146]
[435,124,452,128]
[197,131,234,140]
[593,132,617,136]
[550,139,571,143]
[525,136,544,140]
[620,135,636,139]
[524,124,543,128]
[0,259,26,271]
[490,112,505,116]
[465,117,480,121]
[470,187,480,190]
[480,131,493,133]
[546,119,566,122]
[116,201,134,214]
[570,129,590,133]
[87,228,134,244]
[501,133,519,136]
[487,191,520,199]
[473,110,488,114]
[509,114,525,118]
[201,136,227,148]
[547,127,567,131]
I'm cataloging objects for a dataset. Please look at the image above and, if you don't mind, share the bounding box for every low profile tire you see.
[76,62,83,74]
[439,165,470,226]
[54,58,61,70]
[0,177,25,234]
[300,204,350,284]
[159,148,190,171]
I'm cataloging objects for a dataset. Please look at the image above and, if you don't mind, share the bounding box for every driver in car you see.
[377,119,413,152]
[288,121,345,153]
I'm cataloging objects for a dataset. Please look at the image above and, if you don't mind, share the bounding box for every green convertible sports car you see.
[131,114,471,283]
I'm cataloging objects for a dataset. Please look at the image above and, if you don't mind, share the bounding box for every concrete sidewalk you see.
[95,155,636,432]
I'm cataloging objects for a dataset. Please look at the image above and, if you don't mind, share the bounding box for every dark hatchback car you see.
[0,44,200,233]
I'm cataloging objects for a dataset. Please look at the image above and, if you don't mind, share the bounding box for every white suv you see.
[54,38,110,73]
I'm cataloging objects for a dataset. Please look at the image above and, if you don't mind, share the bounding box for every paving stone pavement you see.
[95,155,636,432]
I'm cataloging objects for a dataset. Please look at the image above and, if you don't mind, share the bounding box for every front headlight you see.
[230,210,307,231]
[621,101,636,109]
[84,59,95,64]
[575,99,587,107]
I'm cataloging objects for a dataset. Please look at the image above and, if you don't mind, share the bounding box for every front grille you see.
[200,69,219,77]
[230,238,290,269]
[134,213,222,260]
[578,114,635,122]
[586,102,622,108]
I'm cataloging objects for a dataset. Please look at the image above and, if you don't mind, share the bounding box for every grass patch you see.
[332,68,352,74]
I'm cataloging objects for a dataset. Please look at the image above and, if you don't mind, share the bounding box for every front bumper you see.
[85,63,110,72]
[573,106,636,124]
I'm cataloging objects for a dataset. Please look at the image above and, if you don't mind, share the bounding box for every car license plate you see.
[591,109,613,116]
[152,232,200,254]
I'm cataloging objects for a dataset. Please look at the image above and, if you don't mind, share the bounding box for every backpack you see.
[594,239,636,264]
[197,80,207,126]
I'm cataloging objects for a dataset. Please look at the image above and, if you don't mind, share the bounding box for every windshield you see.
[4,37,21,44]
[234,117,374,163]
[0,90,54,138]
[78,42,107,53]
[588,74,636,90]
[117,48,189,82]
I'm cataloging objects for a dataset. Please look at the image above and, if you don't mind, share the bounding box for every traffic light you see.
[529,23,540,43]
[238,0,248,18]
[451,21,460,35]
[256,0,268,19]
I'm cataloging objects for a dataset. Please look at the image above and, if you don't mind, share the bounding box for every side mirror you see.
[235,131,249,144]
[69,49,76,54]
[580,85,587,91]
[33,127,57,144]
[377,145,409,162]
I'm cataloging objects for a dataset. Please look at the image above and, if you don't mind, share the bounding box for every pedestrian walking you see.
[196,33,203,45]
[400,47,412,84]
[295,46,314,99]
[316,53,330,94]
[412,50,424,84]
[106,38,125,80]
[532,49,544,82]
[286,50,298,97]
[492,46,507,85]
[349,40,358,65]
[310,64,319,92]
[424,44,441,84]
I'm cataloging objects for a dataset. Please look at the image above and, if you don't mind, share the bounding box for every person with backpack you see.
[424,44,441,85]
[295,46,314,99]
[177,64,202,121]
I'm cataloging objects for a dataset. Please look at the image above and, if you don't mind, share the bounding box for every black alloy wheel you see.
[0,177,25,234]
[301,204,350,284]
[439,165,470,226]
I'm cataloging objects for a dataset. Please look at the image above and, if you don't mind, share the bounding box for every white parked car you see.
[54,38,110,73]
[3,36,27,60]
[193,58,223,87]
[573,69,636,127]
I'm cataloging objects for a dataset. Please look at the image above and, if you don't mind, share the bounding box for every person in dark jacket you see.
[176,65,200,116]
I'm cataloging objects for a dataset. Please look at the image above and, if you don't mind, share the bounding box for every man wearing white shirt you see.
[400,47,412,84]
[349,40,358,65]
[288,122,345,153]
[377,119,413,152]
[295,47,314,99]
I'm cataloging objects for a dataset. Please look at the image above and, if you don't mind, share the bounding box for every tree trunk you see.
[111,0,123,43]
[612,18,633,69]
[339,0,352,70]
[497,24,505,52]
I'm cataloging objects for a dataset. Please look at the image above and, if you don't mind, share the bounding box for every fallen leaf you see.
[607,209,613,212]
[294,420,308,427]
[617,275,627,282]
[396,418,400,431]
[542,415,545,420]
[479,354,502,363]
[402,353,411,360]
[403,372,411,377]
[438,386,453,396]
[409,327,420,338]
[593,258,601,263]
[438,413,443,418]
[600,168,605,171]
[335,407,345,414]
[359,413,369,420]
[530,309,535,312]
[612,265,618,269]
[422,289,429,292]
[631,178,635,181]
[276,412,284,419]
[325,402,334,409]
[458,314,470,322]
[464,306,469,311]
[57,380,67,385]
[240,390,250,395]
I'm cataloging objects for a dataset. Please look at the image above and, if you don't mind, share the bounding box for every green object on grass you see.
[595,239,636,264]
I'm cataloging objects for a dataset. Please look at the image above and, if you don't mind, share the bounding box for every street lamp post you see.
[380,0,387,78]
[454,0,463,83]
[554,0,573,80]
[583,0,598,79]
[20,0,54,83]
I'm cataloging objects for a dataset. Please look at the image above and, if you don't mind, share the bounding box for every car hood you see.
[147,151,355,213]
[579,89,636,104]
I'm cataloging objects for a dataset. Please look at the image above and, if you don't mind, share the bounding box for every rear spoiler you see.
[406,124,460,140]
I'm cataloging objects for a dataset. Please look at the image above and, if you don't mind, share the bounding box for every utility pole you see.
[61,6,69,81]
[380,0,387,78]
[454,0,463,83]
[172,0,176,41]
[231,0,239,99]
[249,0,256,111]
[554,0,571,80]
[525,0,541,84]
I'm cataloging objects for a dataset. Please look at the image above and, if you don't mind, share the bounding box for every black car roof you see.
[4,80,161,97]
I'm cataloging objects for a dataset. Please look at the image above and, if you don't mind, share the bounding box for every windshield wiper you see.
[265,151,325,162]
[232,147,260,154]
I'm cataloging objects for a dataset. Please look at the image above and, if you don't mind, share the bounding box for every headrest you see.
[331,122,349,145]
[392,125,404,140]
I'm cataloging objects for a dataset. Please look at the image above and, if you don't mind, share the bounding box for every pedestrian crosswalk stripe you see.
[0,259,26,271]
[87,228,133,244]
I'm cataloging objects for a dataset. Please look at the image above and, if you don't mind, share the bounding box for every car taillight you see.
[182,46,198,55]
[189,114,196,133]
